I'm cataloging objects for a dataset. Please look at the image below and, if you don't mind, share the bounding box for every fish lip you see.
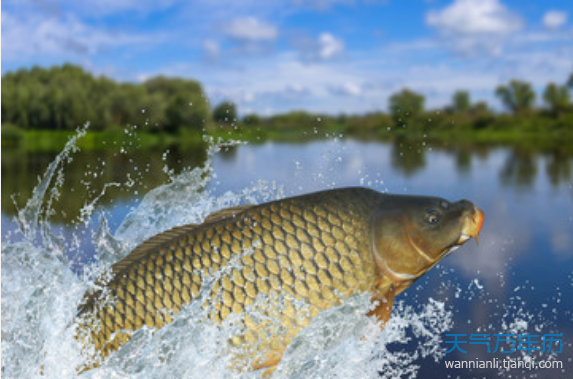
[457,206,484,245]
[455,234,471,245]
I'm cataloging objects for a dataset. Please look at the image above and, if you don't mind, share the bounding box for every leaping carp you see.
[76,187,484,373]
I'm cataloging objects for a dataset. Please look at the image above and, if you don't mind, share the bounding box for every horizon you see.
[2,0,572,116]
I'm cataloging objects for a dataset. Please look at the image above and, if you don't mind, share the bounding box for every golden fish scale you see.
[77,188,381,367]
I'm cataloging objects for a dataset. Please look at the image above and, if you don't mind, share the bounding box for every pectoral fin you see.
[251,348,286,378]
[367,283,396,328]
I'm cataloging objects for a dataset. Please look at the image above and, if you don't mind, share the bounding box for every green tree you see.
[388,89,425,124]
[567,72,573,89]
[213,101,238,124]
[452,90,471,113]
[2,65,107,130]
[242,114,260,126]
[346,112,392,134]
[1,65,212,133]
[265,111,323,129]
[495,80,536,114]
[144,76,210,132]
[543,82,571,116]
[165,92,196,132]
[469,101,494,130]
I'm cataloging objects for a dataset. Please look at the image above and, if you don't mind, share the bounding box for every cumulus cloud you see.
[4,0,572,116]
[543,10,568,30]
[318,33,344,59]
[426,0,523,56]
[330,82,362,96]
[1,11,152,60]
[266,84,313,102]
[291,32,344,62]
[426,0,522,34]
[223,17,278,42]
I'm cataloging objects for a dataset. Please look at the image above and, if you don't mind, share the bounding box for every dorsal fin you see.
[77,223,201,316]
[109,223,200,275]
[203,205,255,224]
[114,205,254,273]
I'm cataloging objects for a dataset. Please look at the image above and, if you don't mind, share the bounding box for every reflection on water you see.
[500,149,538,189]
[390,138,426,176]
[2,144,208,223]
[4,140,572,225]
[546,151,572,187]
[454,148,472,174]
[2,136,573,378]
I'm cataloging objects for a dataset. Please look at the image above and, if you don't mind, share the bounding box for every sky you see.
[2,0,572,115]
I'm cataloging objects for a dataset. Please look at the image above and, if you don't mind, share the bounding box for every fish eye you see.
[425,209,440,224]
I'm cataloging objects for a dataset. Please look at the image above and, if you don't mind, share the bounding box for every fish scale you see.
[77,188,382,371]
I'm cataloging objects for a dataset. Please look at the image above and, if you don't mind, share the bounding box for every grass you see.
[2,129,194,152]
[3,121,573,154]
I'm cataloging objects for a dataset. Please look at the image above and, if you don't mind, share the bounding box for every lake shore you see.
[3,122,573,155]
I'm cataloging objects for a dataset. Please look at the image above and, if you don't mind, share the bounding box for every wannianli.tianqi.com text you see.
[444,358,563,370]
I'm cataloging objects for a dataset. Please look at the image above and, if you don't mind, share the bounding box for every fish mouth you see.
[456,206,485,245]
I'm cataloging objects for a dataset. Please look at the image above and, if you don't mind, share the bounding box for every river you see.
[2,130,572,378]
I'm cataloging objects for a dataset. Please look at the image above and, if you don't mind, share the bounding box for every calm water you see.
[2,135,572,378]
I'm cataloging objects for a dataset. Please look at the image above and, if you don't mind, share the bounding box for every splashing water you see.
[2,127,561,379]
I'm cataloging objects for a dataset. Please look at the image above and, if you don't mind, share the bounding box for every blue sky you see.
[2,0,572,115]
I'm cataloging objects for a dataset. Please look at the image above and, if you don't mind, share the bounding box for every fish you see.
[76,187,484,373]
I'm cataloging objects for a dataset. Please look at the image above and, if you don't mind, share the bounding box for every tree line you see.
[1,64,210,132]
[2,64,572,140]
[349,76,572,135]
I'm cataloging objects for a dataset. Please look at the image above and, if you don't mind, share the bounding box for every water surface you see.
[2,135,572,378]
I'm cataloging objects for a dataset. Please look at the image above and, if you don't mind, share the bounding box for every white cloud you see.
[2,12,143,60]
[426,0,523,56]
[224,17,278,42]
[291,32,345,62]
[426,0,522,35]
[149,28,572,115]
[543,11,568,30]
[203,40,220,60]
[4,0,571,116]
[1,10,157,61]
[318,33,344,60]
[330,82,362,96]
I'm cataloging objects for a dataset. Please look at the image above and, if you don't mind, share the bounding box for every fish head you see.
[371,195,484,284]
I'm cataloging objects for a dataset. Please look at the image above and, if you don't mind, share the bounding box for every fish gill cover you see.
[0,125,566,378]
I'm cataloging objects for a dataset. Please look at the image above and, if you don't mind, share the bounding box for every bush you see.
[1,123,24,147]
